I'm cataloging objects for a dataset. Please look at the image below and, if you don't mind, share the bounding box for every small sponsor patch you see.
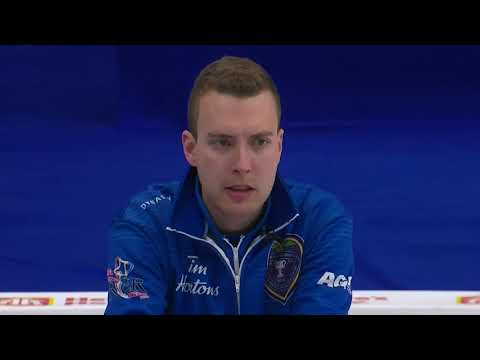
[107,257,149,300]
[264,234,303,304]
[317,272,353,295]
[140,195,172,210]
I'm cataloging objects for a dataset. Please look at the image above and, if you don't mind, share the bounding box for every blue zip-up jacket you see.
[105,167,354,315]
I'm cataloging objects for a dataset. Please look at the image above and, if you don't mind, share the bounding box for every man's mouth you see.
[225,185,254,191]
[225,185,255,202]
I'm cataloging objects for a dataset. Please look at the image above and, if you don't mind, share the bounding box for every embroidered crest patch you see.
[264,234,304,304]
[107,257,150,300]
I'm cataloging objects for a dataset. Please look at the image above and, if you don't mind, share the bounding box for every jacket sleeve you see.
[104,213,170,315]
[290,213,354,315]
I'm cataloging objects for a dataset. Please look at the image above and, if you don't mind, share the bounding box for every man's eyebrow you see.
[207,131,274,138]
[207,133,234,138]
[250,131,274,137]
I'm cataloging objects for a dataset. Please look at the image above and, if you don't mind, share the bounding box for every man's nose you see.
[232,144,252,174]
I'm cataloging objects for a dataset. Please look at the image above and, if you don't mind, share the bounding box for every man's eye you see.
[253,138,270,147]
[210,139,232,147]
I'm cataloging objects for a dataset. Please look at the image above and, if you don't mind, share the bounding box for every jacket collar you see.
[168,167,299,239]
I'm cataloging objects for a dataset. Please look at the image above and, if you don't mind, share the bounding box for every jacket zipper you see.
[165,213,299,315]
[233,244,241,313]
[227,235,243,314]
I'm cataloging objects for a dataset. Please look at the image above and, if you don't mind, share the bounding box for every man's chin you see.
[221,201,263,217]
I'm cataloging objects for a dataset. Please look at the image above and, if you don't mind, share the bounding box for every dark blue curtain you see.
[1,45,479,291]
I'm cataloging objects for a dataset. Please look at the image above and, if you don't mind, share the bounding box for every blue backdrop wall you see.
[1,45,479,292]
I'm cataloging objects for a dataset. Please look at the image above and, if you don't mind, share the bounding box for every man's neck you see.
[196,178,267,236]
[211,206,265,235]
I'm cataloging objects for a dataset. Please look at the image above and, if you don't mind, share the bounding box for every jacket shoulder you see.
[113,181,180,233]
[284,180,351,227]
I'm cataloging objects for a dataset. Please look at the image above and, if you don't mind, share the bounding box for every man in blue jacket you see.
[105,56,353,315]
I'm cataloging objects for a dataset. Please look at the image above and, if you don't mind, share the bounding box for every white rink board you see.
[1,291,480,315]
[349,291,480,315]
[0,292,107,315]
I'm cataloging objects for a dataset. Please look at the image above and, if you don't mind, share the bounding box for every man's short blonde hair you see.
[188,56,281,138]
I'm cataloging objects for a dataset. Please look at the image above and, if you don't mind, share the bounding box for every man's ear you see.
[277,128,284,155]
[182,130,197,167]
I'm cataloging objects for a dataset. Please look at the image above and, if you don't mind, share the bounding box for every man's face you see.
[182,90,283,224]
